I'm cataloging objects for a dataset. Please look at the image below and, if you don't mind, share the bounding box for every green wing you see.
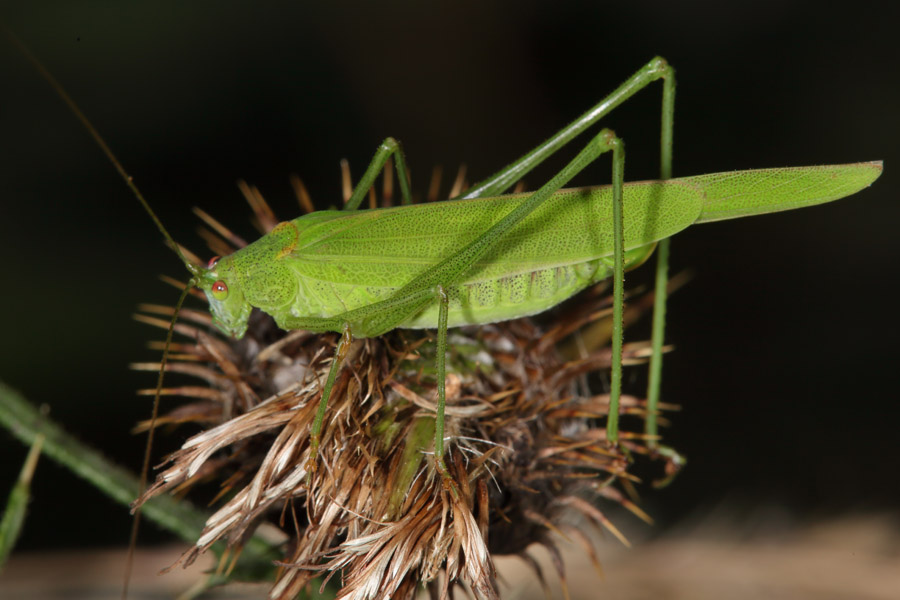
[289,180,704,288]
[688,162,882,223]
[283,162,880,290]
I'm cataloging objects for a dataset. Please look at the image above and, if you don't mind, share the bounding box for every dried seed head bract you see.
[133,171,681,599]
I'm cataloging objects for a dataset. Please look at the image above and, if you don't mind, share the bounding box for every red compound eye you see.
[211,280,228,300]
[207,255,220,269]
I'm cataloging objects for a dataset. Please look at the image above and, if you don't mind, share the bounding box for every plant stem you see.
[0,379,279,569]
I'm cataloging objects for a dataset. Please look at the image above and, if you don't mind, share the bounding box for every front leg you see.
[307,323,352,474]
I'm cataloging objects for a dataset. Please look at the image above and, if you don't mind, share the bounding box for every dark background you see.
[2,0,898,553]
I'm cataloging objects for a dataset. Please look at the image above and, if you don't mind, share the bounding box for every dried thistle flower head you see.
[133,170,681,599]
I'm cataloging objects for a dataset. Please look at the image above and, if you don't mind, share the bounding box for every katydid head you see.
[196,255,253,339]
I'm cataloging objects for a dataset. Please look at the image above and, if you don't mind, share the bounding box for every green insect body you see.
[21,42,881,491]
[145,54,883,487]
[200,163,881,340]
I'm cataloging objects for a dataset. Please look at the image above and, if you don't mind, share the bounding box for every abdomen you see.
[403,259,605,328]
[287,255,618,329]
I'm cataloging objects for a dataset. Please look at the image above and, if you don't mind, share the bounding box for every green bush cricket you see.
[167,57,878,485]
[20,45,881,516]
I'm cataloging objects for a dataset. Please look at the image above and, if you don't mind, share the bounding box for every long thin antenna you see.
[122,283,194,599]
[4,27,200,276]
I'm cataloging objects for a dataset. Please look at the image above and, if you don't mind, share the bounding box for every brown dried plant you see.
[132,167,682,599]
